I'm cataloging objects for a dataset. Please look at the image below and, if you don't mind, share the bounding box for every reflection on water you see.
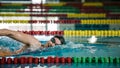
[0,63,120,68]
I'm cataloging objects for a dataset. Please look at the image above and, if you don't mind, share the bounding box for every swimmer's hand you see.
[14,49,22,54]
[14,45,29,54]
[44,41,55,47]
[0,49,14,57]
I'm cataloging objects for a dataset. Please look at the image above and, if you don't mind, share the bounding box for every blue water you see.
[0,36,120,68]
[0,36,120,57]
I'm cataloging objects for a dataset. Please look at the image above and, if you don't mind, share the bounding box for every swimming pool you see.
[0,36,120,68]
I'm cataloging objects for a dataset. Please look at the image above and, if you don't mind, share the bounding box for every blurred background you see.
[0,0,120,43]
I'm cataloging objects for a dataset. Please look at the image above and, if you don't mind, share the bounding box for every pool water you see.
[0,63,120,68]
[0,36,120,68]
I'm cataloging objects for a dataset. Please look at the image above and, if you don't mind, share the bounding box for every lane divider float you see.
[15,30,120,37]
[0,57,119,64]
[1,19,120,24]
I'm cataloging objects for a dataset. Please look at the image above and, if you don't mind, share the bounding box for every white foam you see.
[87,35,97,43]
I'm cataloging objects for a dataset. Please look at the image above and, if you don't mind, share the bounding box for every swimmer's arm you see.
[0,45,29,56]
[0,50,15,57]
[14,45,29,54]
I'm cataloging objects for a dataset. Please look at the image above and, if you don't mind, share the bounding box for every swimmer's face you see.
[46,37,61,47]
